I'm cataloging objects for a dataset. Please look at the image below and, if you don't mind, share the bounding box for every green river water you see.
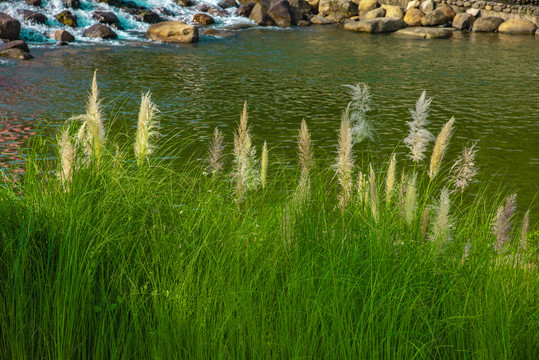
[1,26,538,210]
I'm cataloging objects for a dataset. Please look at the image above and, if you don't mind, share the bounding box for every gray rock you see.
[83,24,118,39]
[394,26,452,38]
[52,29,75,42]
[0,13,21,40]
[359,7,385,20]
[25,0,42,6]
[0,48,33,60]
[62,0,80,8]
[452,13,474,30]
[193,13,215,25]
[238,3,255,17]
[310,14,333,24]
[19,10,47,24]
[420,0,435,14]
[297,19,311,25]
[219,0,237,8]
[93,11,123,29]
[175,0,193,6]
[288,0,311,24]
[268,0,292,27]
[344,17,406,33]
[421,4,455,26]
[472,16,504,32]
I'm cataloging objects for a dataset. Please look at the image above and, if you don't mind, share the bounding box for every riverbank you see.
[1,0,538,60]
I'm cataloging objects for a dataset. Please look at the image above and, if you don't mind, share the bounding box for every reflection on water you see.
[0,26,538,209]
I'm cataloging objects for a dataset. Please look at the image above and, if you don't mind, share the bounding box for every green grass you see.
[0,100,538,359]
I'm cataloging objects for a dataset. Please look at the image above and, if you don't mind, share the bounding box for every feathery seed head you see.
[404,173,417,225]
[432,187,451,242]
[261,141,268,189]
[519,210,529,253]
[336,106,354,209]
[429,117,455,180]
[343,82,374,144]
[134,91,159,166]
[451,143,478,193]
[492,194,517,253]
[58,128,75,190]
[386,154,396,202]
[404,91,435,163]
[207,127,225,173]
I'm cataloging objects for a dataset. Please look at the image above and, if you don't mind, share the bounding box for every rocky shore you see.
[1,0,538,61]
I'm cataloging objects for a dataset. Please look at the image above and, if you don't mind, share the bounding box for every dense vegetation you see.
[0,74,537,359]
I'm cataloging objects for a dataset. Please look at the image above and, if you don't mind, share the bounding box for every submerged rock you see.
[498,19,537,35]
[147,20,199,43]
[56,10,78,27]
[394,26,452,39]
[0,39,29,53]
[472,17,504,32]
[0,48,33,60]
[0,13,21,41]
[344,17,406,33]
[83,24,118,39]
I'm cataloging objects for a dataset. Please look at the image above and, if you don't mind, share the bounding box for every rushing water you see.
[1,26,539,211]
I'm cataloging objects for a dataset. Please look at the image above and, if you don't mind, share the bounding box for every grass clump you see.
[0,75,537,359]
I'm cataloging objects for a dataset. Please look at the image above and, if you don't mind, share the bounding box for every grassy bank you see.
[0,75,537,359]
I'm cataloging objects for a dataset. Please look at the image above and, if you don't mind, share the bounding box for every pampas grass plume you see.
[73,70,106,163]
[135,91,159,166]
[492,194,517,253]
[385,154,396,202]
[404,173,417,225]
[369,163,378,221]
[343,82,374,144]
[336,106,354,209]
[404,91,435,163]
[294,120,313,206]
[58,128,75,190]
[208,127,225,174]
[451,143,478,193]
[432,187,451,242]
[429,117,455,180]
[519,210,529,253]
[261,141,268,189]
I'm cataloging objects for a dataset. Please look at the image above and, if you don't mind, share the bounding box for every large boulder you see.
[403,8,423,26]
[93,11,123,29]
[249,0,275,26]
[356,0,378,14]
[419,0,435,14]
[498,19,537,35]
[472,17,504,32]
[319,0,358,18]
[0,48,33,60]
[193,13,215,25]
[19,10,47,24]
[452,12,474,30]
[382,5,403,19]
[359,7,385,20]
[0,13,21,40]
[83,24,118,39]
[394,26,452,39]
[268,0,292,27]
[0,39,29,53]
[56,10,78,27]
[344,17,406,33]
[421,4,454,26]
[147,20,199,43]
[310,14,333,24]
[288,0,311,24]
[52,29,75,42]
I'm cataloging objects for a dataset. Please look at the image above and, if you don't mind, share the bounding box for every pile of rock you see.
[0,13,33,60]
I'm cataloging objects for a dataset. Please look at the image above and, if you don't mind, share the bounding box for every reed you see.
[294,119,313,206]
[451,143,478,194]
[385,154,396,203]
[493,194,517,253]
[343,82,374,143]
[207,127,225,174]
[403,173,417,225]
[57,128,75,189]
[261,141,268,189]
